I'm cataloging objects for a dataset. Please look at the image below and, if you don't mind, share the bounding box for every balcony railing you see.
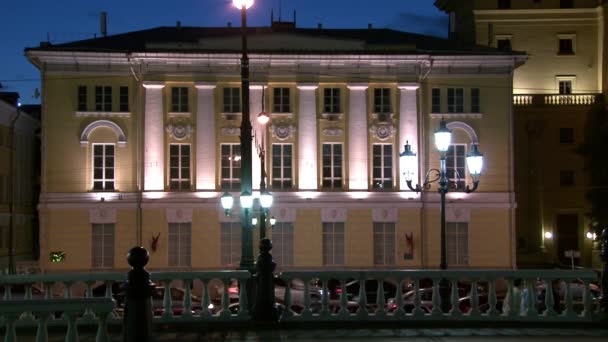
[0,269,602,340]
[513,94,601,106]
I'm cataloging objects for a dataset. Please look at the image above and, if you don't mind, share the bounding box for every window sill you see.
[271,112,293,117]
[168,111,192,116]
[556,53,576,56]
[430,113,483,119]
[320,112,344,121]
[221,112,242,121]
[372,112,394,122]
[75,111,130,117]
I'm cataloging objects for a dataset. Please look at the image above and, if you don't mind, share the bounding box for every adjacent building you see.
[26,21,525,272]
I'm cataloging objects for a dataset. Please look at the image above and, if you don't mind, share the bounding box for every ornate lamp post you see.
[400,118,484,311]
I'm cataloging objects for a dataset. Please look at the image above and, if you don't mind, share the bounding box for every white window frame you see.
[223,87,241,113]
[556,34,576,55]
[323,88,341,114]
[322,143,343,189]
[271,143,293,189]
[272,222,294,266]
[446,144,467,191]
[169,144,191,191]
[94,86,112,112]
[92,223,115,269]
[447,222,468,267]
[168,222,191,267]
[373,222,396,266]
[373,88,392,114]
[92,143,115,191]
[273,87,291,113]
[323,222,345,266]
[221,222,241,267]
[372,143,393,190]
[220,143,241,191]
[171,87,189,112]
[555,76,576,94]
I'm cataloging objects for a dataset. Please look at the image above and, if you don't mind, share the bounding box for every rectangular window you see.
[431,88,441,113]
[78,86,87,111]
[496,39,512,51]
[95,86,112,112]
[323,88,341,113]
[373,222,395,266]
[119,86,129,112]
[92,144,115,191]
[221,222,241,266]
[498,0,511,9]
[560,0,573,8]
[271,144,293,189]
[559,38,574,55]
[446,144,466,190]
[447,222,468,267]
[220,144,241,190]
[373,88,391,113]
[223,87,241,113]
[273,88,291,113]
[471,88,480,113]
[168,222,191,267]
[322,143,343,189]
[323,222,345,266]
[447,88,464,113]
[372,144,393,190]
[559,127,574,144]
[170,144,190,191]
[559,80,572,95]
[171,87,189,112]
[92,223,115,269]
[560,170,575,187]
[272,222,294,266]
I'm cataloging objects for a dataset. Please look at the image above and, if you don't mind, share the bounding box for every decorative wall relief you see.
[270,121,296,140]
[165,118,193,140]
[220,126,241,136]
[369,123,397,141]
[322,127,344,137]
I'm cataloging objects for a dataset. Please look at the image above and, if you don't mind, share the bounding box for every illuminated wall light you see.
[586,231,597,240]
[544,231,554,239]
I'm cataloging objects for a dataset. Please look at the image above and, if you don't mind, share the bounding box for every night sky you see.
[0,0,447,104]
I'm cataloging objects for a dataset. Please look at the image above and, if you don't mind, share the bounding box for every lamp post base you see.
[252,238,278,321]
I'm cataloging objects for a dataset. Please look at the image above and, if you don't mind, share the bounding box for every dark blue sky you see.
[0,0,447,104]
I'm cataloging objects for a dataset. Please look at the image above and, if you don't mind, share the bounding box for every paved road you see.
[30,328,608,341]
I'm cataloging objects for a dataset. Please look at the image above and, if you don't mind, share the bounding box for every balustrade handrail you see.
[513,93,601,106]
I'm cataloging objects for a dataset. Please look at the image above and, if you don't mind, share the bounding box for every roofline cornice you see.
[474,7,602,21]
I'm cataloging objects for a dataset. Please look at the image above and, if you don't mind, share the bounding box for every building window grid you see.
[373,222,396,265]
[323,88,341,113]
[221,144,241,190]
[559,80,572,95]
[92,223,114,269]
[119,86,129,112]
[431,88,441,113]
[95,86,112,112]
[446,144,466,191]
[271,144,293,189]
[496,39,512,51]
[92,144,115,191]
[272,222,294,266]
[78,86,87,111]
[372,144,393,190]
[373,88,391,114]
[471,88,480,113]
[171,87,189,112]
[221,222,241,266]
[273,88,291,113]
[223,87,241,113]
[323,222,345,266]
[559,38,574,55]
[447,222,468,267]
[170,144,191,191]
[447,88,464,113]
[168,223,191,267]
[322,143,343,189]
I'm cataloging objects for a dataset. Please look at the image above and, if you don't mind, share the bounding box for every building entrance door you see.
[555,214,579,266]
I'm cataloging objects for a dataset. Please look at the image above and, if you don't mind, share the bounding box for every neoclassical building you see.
[26,22,525,272]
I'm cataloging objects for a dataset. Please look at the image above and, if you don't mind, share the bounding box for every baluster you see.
[64,282,72,299]
[581,280,591,318]
[525,279,536,317]
[449,279,459,316]
[64,312,79,342]
[237,278,249,317]
[220,279,230,318]
[4,315,17,342]
[282,278,292,318]
[543,279,556,317]
[505,279,515,316]
[21,284,35,321]
[44,283,52,300]
[303,279,311,317]
[182,279,192,318]
[395,279,405,316]
[103,282,117,320]
[161,281,173,319]
[470,281,480,317]
[4,285,12,300]
[376,279,385,317]
[338,279,348,316]
[83,282,95,320]
[431,279,441,316]
[35,312,50,342]
[321,278,330,316]
[95,312,109,342]
[200,280,211,318]
[357,278,368,318]
[488,280,499,317]
[562,279,572,317]
[412,279,424,317]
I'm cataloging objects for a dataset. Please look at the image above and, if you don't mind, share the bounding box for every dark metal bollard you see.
[600,229,608,314]
[123,247,155,342]
[252,238,278,321]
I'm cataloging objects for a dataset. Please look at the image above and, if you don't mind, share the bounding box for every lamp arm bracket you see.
[465,181,480,194]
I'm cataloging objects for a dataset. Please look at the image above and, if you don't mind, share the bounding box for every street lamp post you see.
[400,118,484,310]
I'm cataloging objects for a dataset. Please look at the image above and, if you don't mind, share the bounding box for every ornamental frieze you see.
[322,127,344,137]
[165,119,193,140]
[369,123,396,141]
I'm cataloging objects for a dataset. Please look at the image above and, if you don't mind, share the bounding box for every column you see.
[297,83,319,190]
[195,83,216,190]
[250,84,265,191]
[347,84,369,190]
[398,83,420,190]
[143,82,165,191]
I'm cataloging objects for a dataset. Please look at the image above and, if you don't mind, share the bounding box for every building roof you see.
[25,25,523,56]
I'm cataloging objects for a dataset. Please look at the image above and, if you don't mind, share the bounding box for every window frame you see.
[92,143,115,191]
[322,143,343,189]
[323,88,341,114]
[220,143,241,191]
[221,222,242,267]
[272,222,294,266]
[169,143,191,191]
[446,144,467,191]
[373,222,396,266]
[373,88,392,114]
[431,88,441,113]
[119,86,129,112]
[168,222,191,267]
[372,143,393,190]
[271,143,293,190]
[556,76,576,94]
[94,86,112,112]
[272,87,291,113]
[471,88,480,113]
[323,222,345,266]
[446,222,468,267]
[447,88,464,113]
[78,86,87,111]
[223,87,241,113]
[557,34,576,55]
[92,223,115,269]
[171,87,189,113]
